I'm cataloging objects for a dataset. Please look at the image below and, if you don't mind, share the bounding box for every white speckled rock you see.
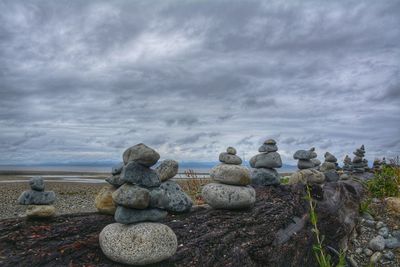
[99,222,177,265]
[201,183,256,209]
[210,164,251,185]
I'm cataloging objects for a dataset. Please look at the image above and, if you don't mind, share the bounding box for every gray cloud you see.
[0,0,399,165]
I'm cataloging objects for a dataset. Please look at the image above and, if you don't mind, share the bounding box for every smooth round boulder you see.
[288,169,325,185]
[210,164,251,185]
[250,168,280,185]
[114,206,167,224]
[26,205,56,218]
[112,184,150,209]
[99,222,177,265]
[155,160,179,182]
[95,185,117,215]
[258,144,278,153]
[219,152,242,165]
[201,183,256,210]
[121,161,161,188]
[18,190,56,205]
[123,143,160,167]
[111,162,124,175]
[226,147,237,155]
[249,152,282,169]
[297,159,315,169]
[29,177,45,191]
[105,175,124,188]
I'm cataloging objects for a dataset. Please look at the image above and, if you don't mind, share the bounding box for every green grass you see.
[367,165,400,198]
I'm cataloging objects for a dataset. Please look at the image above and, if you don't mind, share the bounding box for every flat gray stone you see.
[29,177,45,191]
[219,152,242,165]
[293,150,314,160]
[201,183,256,210]
[99,222,177,265]
[297,159,314,169]
[114,206,167,224]
[105,175,124,187]
[112,183,150,209]
[155,160,179,182]
[121,161,161,188]
[210,164,250,185]
[123,143,160,167]
[111,162,124,175]
[18,190,56,205]
[258,144,278,153]
[250,168,280,185]
[249,152,282,169]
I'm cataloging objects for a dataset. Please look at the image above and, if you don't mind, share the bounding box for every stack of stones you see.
[202,147,256,209]
[343,155,352,173]
[249,139,282,185]
[100,143,192,265]
[352,145,367,173]
[372,158,383,172]
[320,152,339,182]
[17,177,56,218]
[289,148,325,185]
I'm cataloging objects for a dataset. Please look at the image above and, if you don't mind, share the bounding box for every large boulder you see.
[210,164,251,185]
[250,168,280,185]
[202,183,256,209]
[121,161,161,188]
[122,143,160,167]
[249,152,282,169]
[99,222,177,265]
[95,185,117,215]
[112,184,150,209]
[155,160,179,182]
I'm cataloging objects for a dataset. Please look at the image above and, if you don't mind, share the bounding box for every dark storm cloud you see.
[0,0,399,164]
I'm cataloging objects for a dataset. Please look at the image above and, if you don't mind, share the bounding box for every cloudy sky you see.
[0,0,399,165]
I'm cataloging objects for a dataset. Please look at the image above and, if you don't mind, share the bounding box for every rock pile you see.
[343,155,352,172]
[289,148,325,185]
[249,139,282,185]
[293,147,318,169]
[17,177,56,218]
[99,143,180,265]
[372,158,383,172]
[320,152,340,182]
[352,145,367,173]
[202,147,255,209]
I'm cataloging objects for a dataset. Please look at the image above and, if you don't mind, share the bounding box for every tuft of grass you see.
[367,165,400,198]
[280,176,290,185]
[359,198,373,215]
[176,169,211,205]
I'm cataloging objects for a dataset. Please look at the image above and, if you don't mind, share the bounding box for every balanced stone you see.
[105,175,124,188]
[26,205,56,218]
[114,206,167,224]
[324,170,340,182]
[121,161,161,188]
[123,143,160,167]
[250,168,279,185]
[99,222,177,265]
[311,158,321,167]
[258,144,278,153]
[210,164,251,185]
[343,155,352,171]
[158,181,193,213]
[288,169,325,185]
[219,152,242,165]
[298,159,315,169]
[324,152,337,163]
[226,146,237,155]
[264,139,276,145]
[249,152,282,169]
[155,159,179,182]
[29,177,45,191]
[111,162,124,175]
[18,190,56,205]
[202,183,256,209]
[293,149,314,160]
[112,184,150,209]
[95,185,117,215]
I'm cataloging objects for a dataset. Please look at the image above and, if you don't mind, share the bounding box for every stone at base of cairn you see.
[99,222,177,265]
[26,205,56,218]
[288,169,325,185]
[202,183,256,209]
[95,185,117,215]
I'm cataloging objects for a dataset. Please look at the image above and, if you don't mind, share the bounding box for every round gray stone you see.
[111,162,124,175]
[121,161,161,188]
[250,168,280,185]
[368,235,385,251]
[99,222,177,265]
[249,152,282,169]
[29,177,45,191]
[18,190,56,205]
[210,164,250,185]
[201,183,256,210]
[112,184,150,209]
[219,153,242,165]
[226,147,237,155]
[123,143,160,167]
[114,206,167,224]
[155,160,179,182]
[297,159,315,169]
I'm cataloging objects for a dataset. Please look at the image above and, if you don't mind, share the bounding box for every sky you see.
[0,0,399,166]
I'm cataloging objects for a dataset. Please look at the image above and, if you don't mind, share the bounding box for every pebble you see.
[368,235,385,251]
[363,219,375,227]
[378,227,389,238]
[385,237,400,249]
[370,252,382,264]
[383,251,395,260]
[355,247,362,254]
[363,248,373,256]
[361,212,374,221]
[376,221,385,229]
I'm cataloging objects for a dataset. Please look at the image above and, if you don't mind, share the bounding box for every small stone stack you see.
[99,143,189,265]
[320,152,339,182]
[352,145,367,173]
[289,148,325,185]
[18,177,56,218]
[202,147,255,209]
[249,139,282,185]
[343,155,352,172]
[372,158,383,171]
[293,147,318,169]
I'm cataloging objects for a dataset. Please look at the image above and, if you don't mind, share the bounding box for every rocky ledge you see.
[0,181,365,267]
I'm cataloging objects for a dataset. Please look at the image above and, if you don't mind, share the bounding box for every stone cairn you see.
[343,155,352,173]
[202,146,256,209]
[249,139,283,185]
[320,152,339,182]
[289,148,325,185]
[352,145,367,173]
[17,176,56,218]
[372,158,383,172]
[99,143,192,265]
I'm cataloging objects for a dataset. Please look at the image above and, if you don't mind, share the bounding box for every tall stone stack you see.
[17,177,56,218]
[99,143,191,265]
[202,147,256,209]
[249,139,282,185]
[320,152,339,182]
[289,148,325,185]
[352,145,367,173]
